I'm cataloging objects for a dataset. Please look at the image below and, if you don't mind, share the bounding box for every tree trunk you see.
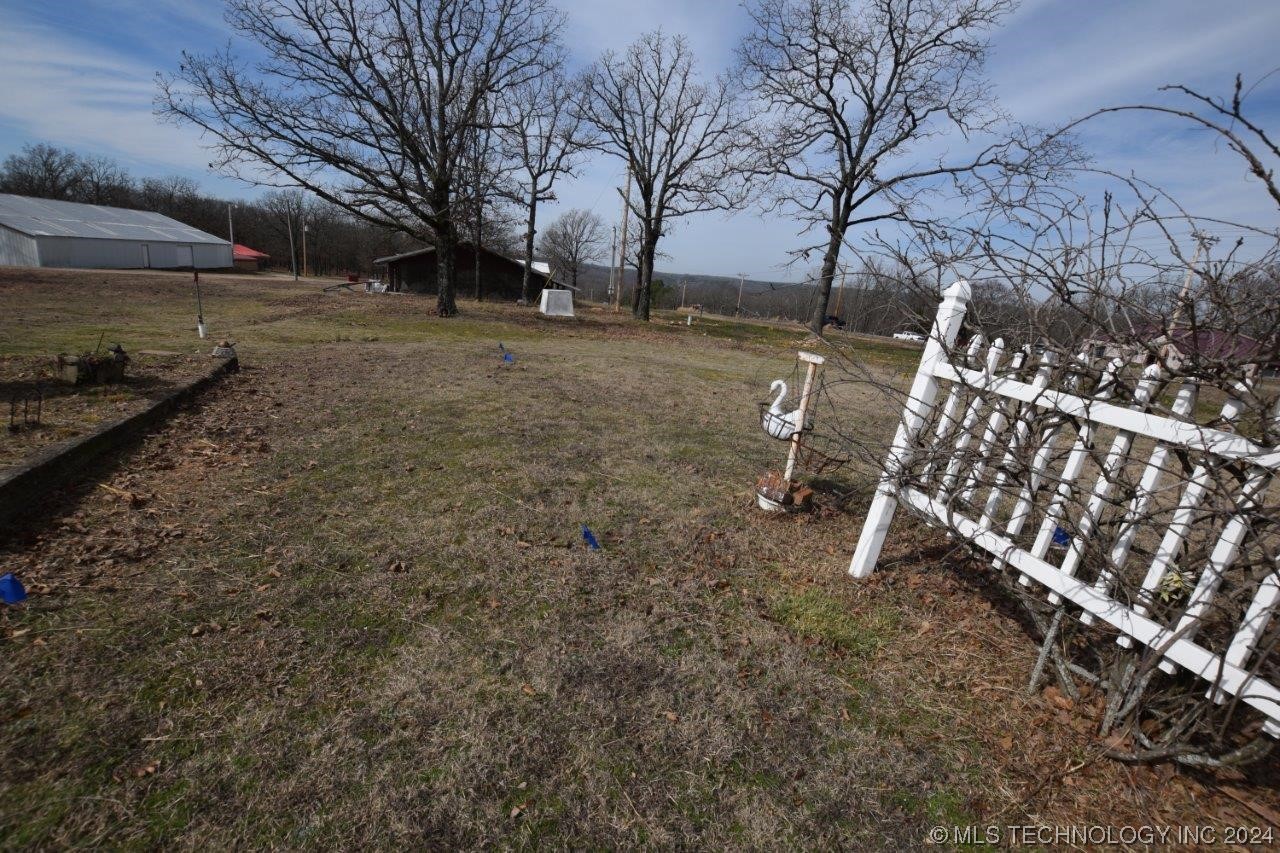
[432,179,458,316]
[521,194,537,304]
[807,224,842,334]
[633,227,657,322]
[474,213,483,301]
[631,264,641,315]
[436,221,458,317]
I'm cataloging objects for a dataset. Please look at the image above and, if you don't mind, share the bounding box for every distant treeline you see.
[0,143,414,275]
[572,259,1098,344]
[573,262,942,335]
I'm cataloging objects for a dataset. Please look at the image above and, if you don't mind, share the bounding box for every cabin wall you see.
[386,247,544,301]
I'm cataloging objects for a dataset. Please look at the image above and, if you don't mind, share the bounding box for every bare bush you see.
[824,75,1280,767]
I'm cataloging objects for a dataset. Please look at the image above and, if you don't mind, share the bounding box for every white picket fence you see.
[848,280,1280,736]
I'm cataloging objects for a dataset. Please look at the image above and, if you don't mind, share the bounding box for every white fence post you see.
[848,280,970,578]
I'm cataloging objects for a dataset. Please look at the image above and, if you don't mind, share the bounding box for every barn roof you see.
[1093,322,1276,364]
[233,243,270,260]
[1162,327,1271,363]
[0,193,229,245]
[519,258,552,276]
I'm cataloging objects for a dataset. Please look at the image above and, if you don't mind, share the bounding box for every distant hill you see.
[571,263,818,321]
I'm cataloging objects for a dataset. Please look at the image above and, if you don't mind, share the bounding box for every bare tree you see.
[738,0,1023,334]
[0,143,87,199]
[139,175,200,218]
[259,189,310,275]
[158,0,563,316]
[539,208,606,292]
[79,156,135,207]
[579,31,746,321]
[506,67,590,304]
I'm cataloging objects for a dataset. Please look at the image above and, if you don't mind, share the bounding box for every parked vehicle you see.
[892,331,925,342]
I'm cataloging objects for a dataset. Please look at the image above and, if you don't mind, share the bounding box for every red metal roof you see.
[233,243,270,261]
[1097,322,1274,364]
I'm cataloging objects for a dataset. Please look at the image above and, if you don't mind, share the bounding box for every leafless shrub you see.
[820,75,1280,766]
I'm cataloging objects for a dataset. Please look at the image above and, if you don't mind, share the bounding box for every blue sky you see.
[1,0,1277,280]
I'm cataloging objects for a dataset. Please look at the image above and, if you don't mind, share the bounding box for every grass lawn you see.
[0,267,1275,848]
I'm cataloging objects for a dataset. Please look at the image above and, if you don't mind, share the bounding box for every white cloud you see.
[0,0,1273,277]
[0,19,218,177]
[559,0,747,73]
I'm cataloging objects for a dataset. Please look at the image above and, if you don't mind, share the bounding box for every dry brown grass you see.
[0,268,1275,848]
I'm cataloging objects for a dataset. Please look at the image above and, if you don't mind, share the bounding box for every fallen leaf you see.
[1044,685,1074,711]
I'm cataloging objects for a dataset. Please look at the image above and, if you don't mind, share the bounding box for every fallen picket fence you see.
[848,280,1280,737]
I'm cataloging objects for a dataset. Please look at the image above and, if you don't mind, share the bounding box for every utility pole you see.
[194,270,206,339]
[302,222,309,278]
[680,279,687,309]
[736,273,746,317]
[227,203,234,250]
[607,225,617,307]
[833,265,847,320]
[287,211,298,281]
[615,168,631,312]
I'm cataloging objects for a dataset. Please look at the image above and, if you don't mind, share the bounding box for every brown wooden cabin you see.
[373,243,550,301]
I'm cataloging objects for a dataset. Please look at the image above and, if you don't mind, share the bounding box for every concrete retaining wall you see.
[0,356,239,537]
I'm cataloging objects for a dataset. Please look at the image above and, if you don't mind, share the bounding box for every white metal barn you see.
[0,193,232,270]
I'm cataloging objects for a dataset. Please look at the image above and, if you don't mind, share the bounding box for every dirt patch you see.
[0,352,213,471]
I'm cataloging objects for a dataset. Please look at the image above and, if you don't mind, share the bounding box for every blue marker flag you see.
[582,525,601,550]
[0,573,27,604]
[1052,525,1070,547]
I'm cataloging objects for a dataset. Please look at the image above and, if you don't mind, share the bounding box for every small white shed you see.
[539,288,574,317]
